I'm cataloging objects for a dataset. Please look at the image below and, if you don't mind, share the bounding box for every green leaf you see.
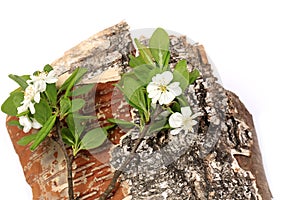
[117,74,145,110]
[177,95,189,107]
[107,118,136,129]
[59,67,88,96]
[7,120,20,126]
[8,74,29,90]
[61,127,75,146]
[34,99,52,125]
[66,114,75,135]
[72,113,97,120]
[147,119,169,136]
[128,87,150,123]
[129,54,146,67]
[173,60,189,91]
[162,51,171,71]
[149,67,162,79]
[66,114,85,137]
[8,120,22,129]
[134,39,154,66]
[17,134,37,146]
[149,28,170,69]
[60,97,71,117]
[81,128,107,150]
[146,92,152,116]
[121,74,143,94]
[30,114,57,150]
[189,69,200,84]
[70,84,95,97]
[133,64,154,84]
[10,87,23,95]
[103,124,116,132]
[128,87,147,113]
[43,64,53,73]
[1,92,24,116]
[171,101,181,113]
[70,98,85,113]
[45,83,57,106]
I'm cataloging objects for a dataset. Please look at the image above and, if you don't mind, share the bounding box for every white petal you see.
[29,75,37,82]
[160,71,173,85]
[19,116,28,126]
[34,80,47,92]
[152,73,163,83]
[181,106,192,117]
[151,93,161,104]
[26,79,33,84]
[17,104,28,114]
[19,116,32,133]
[169,112,183,128]
[190,119,198,126]
[34,92,40,103]
[32,118,42,129]
[146,82,157,91]
[147,83,160,97]
[159,91,175,105]
[23,126,31,133]
[149,89,161,99]
[191,112,202,119]
[29,102,35,114]
[46,78,57,84]
[170,128,182,135]
[167,82,182,96]
[46,71,58,83]
[186,116,196,125]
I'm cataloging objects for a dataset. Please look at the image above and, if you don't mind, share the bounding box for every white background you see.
[0,0,299,199]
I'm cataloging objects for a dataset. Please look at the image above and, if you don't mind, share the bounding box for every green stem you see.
[56,119,75,200]
[99,106,163,200]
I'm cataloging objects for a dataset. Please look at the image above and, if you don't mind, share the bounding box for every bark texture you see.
[6,21,271,199]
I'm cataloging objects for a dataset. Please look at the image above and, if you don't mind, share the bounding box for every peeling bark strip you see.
[6,21,271,199]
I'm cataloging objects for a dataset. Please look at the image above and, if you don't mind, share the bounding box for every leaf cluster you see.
[112,28,200,133]
[2,65,106,155]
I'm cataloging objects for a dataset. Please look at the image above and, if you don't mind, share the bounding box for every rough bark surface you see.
[6,21,271,200]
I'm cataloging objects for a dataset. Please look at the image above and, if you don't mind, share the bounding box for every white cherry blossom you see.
[146,71,182,105]
[18,70,58,115]
[17,101,35,114]
[24,84,40,103]
[27,70,58,93]
[169,106,201,135]
[19,115,42,133]
[17,84,40,114]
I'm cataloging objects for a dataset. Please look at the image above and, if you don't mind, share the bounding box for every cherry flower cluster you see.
[146,71,200,135]
[114,28,201,137]
[16,70,58,133]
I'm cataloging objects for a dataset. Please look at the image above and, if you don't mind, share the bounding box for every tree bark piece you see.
[6,21,272,199]
[109,35,272,200]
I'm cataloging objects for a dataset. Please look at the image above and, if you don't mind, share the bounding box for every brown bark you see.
[6,21,271,199]
[6,81,127,200]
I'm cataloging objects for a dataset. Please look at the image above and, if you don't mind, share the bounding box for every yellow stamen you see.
[159,85,167,93]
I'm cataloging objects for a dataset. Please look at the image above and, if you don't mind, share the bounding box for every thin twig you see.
[56,119,75,200]
[99,106,162,200]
